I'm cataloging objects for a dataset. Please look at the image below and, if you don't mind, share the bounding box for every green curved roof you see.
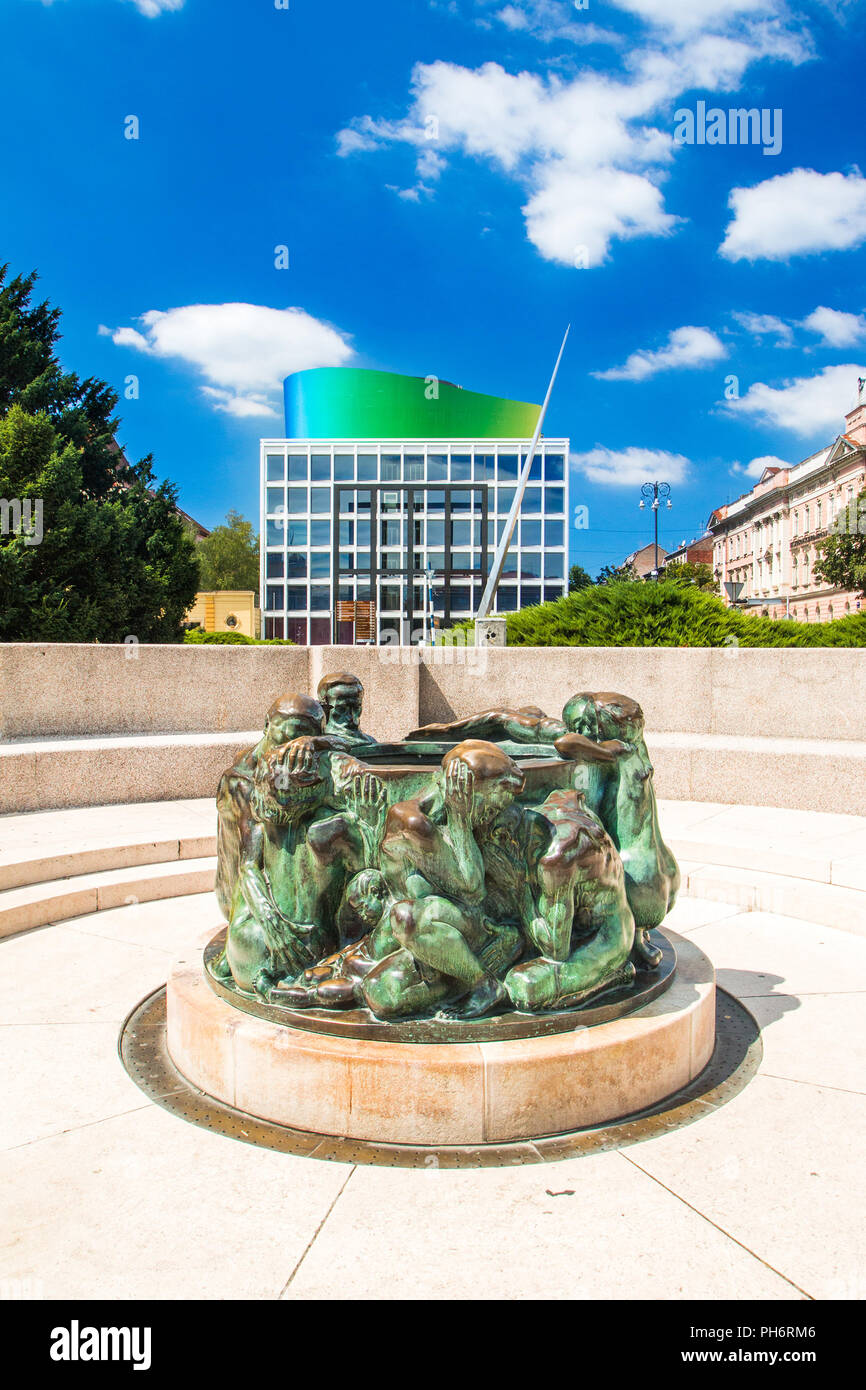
[283,368,540,439]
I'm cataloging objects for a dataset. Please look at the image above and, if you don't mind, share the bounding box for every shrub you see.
[458,582,866,647]
[183,629,295,646]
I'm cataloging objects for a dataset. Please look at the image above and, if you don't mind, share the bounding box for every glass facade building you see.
[260,370,569,645]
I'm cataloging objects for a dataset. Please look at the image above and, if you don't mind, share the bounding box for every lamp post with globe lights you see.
[639,481,672,579]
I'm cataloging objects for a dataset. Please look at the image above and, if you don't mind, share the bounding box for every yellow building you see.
[187,591,259,638]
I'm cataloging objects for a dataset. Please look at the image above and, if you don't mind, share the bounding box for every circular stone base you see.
[166,930,715,1147]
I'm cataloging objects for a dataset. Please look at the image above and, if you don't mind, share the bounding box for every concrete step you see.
[0,857,216,940]
[678,860,866,937]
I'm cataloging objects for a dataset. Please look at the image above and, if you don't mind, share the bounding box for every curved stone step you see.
[0,857,216,940]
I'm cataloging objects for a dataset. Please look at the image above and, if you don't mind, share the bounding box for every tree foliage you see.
[596,561,639,584]
[568,563,593,592]
[0,265,199,641]
[658,561,718,592]
[814,490,866,595]
[196,509,259,591]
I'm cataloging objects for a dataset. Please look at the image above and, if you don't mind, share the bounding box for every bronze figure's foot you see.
[315,975,358,1008]
[633,928,663,970]
[436,975,508,1020]
[211,950,233,981]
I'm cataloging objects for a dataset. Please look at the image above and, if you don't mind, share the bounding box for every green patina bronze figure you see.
[210,674,680,1027]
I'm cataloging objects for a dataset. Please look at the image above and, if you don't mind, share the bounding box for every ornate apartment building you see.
[710,392,866,622]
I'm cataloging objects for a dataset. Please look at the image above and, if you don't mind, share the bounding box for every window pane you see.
[450,586,470,611]
[451,490,472,513]
[521,585,541,607]
[545,519,564,547]
[266,455,285,482]
[288,487,307,514]
[286,551,307,578]
[520,552,542,578]
[334,455,354,482]
[285,618,307,644]
[527,455,542,481]
[310,488,330,514]
[380,587,401,611]
[288,454,309,482]
[496,586,517,612]
[451,454,471,482]
[265,616,285,639]
[356,551,371,571]
[266,552,284,580]
[427,490,445,513]
[287,586,307,610]
[451,519,472,547]
[266,518,285,547]
[498,454,519,481]
[381,455,401,481]
[521,519,542,547]
[524,488,542,514]
[309,519,331,547]
[544,585,563,603]
[265,585,283,611]
[340,520,355,546]
[356,520,371,547]
[266,485,284,513]
[545,552,564,579]
[382,552,403,571]
[475,454,495,481]
[405,455,424,481]
[357,455,378,482]
[310,585,330,610]
[309,617,330,646]
[310,455,331,482]
[285,520,307,547]
[544,454,565,482]
[427,454,447,481]
[546,487,564,514]
[309,551,330,578]
[498,488,515,514]
[427,551,445,571]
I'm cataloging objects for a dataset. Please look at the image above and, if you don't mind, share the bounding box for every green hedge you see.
[183,629,295,646]
[460,582,866,647]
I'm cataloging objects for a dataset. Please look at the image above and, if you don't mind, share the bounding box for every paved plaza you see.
[1,798,864,1301]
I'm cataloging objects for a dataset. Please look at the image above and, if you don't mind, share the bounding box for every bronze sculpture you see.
[209,673,679,1026]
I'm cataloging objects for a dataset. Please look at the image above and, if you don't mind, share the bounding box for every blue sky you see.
[2,0,866,572]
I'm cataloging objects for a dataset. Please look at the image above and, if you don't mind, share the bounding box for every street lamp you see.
[639,481,672,579]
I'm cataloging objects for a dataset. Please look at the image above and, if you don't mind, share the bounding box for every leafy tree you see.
[0,266,199,641]
[814,489,866,595]
[596,561,639,584]
[568,563,593,592]
[196,509,259,591]
[658,561,718,593]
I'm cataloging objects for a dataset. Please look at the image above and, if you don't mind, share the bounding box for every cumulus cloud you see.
[801,305,866,348]
[731,310,794,346]
[570,445,690,487]
[593,325,726,381]
[720,169,866,262]
[101,303,353,417]
[338,0,812,268]
[727,364,866,436]
[731,453,789,477]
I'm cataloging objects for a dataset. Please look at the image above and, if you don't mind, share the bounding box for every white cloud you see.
[491,1,621,45]
[801,305,866,348]
[593,325,726,381]
[571,445,690,487]
[103,303,353,415]
[731,310,794,346]
[41,0,184,14]
[731,453,789,477]
[720,169,866,262]
[727,364,866,436]
[131,0,184,13]
[338,2,812,268]
[607,0,777,35]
